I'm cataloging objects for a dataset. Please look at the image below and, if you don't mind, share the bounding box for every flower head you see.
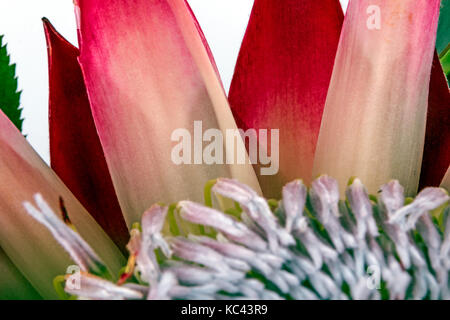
[25,178,450,300]
[0,0,448,300]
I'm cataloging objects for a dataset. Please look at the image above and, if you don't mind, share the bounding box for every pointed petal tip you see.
[45,18,129,250]
[42,17,73,48]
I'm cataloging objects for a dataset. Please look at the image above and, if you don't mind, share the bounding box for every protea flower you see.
[23,177,450,299]
[0,0,449,300]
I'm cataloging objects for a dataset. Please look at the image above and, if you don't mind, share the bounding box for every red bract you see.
[229,0,344,198]
[419,52,450,190]
[44,19,129,251]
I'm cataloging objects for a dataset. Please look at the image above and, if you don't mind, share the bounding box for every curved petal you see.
[74,0,260,227]
[312,0,441,196]
[441,167,450,191]
[0,247,41,300]
[228,0,344,198]
[419,51,450,190]
[43,19,129,251]
[0,111,125,299]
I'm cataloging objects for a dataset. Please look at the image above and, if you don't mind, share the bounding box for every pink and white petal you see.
[0,111,125,299]
[313,0,442,196]
[75,0,260,227]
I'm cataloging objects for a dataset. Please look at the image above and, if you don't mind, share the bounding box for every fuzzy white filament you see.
[24,176,450,300]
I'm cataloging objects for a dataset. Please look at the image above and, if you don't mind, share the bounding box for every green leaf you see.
[0,247,41,299]
[437,0,450,55]
[439,43,450,85]
[0,35,23,132]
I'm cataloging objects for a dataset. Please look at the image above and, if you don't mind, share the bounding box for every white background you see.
[0,0,349,163]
